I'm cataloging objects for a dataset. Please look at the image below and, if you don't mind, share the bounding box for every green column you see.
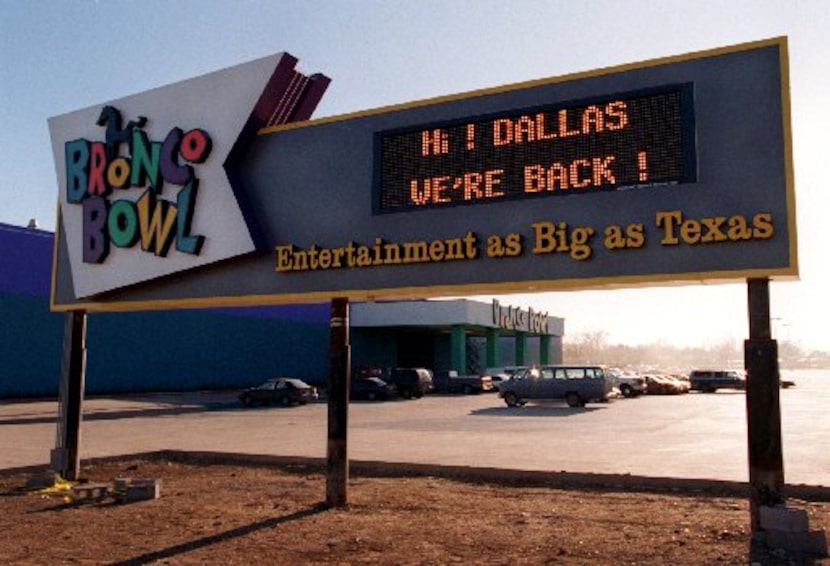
[451,325,467,374]
[486,328,500,369]
[539,334,551,365]
[515,331,527,366]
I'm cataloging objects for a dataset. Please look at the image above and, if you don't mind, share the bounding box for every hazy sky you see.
[2,0,828,350]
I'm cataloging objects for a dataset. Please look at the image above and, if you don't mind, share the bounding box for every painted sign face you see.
[50,39,796,312]
[49,53,329,299]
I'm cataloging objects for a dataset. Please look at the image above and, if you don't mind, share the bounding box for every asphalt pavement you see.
[2,372,827,488]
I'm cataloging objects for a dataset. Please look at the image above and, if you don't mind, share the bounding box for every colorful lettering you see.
[82,197,109,263]
[64,106,212,263]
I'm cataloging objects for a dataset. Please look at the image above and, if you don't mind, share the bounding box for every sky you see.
[2,0,828,351]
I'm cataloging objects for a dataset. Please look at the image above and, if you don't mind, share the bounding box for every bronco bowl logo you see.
[49,53,328,301]
[65,106,211,264]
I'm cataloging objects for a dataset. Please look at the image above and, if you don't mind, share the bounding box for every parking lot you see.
[1,370,827,486]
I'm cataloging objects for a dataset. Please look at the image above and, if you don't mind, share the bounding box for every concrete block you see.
[70,483,111,502]
[759,505,809,533]
[25,472,58,490]
[765,528,828,557]
[119,479,161,503]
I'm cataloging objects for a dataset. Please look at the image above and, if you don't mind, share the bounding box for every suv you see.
[498,365,615,408]
[387,368,434,399]
[689,369,746,393]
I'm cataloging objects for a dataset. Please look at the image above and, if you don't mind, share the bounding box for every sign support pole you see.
[51,310,87,481]
[326,297,350,508]
[744,277,785,533]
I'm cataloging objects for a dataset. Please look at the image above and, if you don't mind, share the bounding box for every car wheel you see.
[241,396,253,407]
[367,391,377,401]
[280,396,291,407]
[504,392,519,407]
[620,384,633,398]
[566,393,582,408]
[462,385,472,395]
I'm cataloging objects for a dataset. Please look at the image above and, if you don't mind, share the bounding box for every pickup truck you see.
[689,369,747,393]
[433,370,494,394]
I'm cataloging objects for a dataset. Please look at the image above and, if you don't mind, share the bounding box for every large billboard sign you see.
[51,38,796,311]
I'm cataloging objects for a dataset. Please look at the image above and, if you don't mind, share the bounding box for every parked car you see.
[239,378,319,407]
[498,365,615,408]
[608,368,647,398]
[642,374,689,394]
[667,374,691,393]
[387,367,434,399]
[689,369,747,393]
[642,374,685,395]
[433,370,494,394]
[485,372,513,391]
[350,377,395,401]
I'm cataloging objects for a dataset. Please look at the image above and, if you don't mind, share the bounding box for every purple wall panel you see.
[0,223,54,296]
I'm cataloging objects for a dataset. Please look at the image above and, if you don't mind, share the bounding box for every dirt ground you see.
[1,455,827,565]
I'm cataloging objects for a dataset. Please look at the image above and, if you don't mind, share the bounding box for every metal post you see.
[326,297,350,508]
[745,278,785,533]
[52,310,87,481]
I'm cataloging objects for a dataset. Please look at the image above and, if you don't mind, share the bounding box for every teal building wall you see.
[0,223,330,398]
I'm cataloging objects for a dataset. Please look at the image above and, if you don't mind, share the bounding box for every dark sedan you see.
[350,377,395,401]
[239,378,319,407]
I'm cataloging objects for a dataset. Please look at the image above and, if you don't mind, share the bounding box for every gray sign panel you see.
[52,38,796,311]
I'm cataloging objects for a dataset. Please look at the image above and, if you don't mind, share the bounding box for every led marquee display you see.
[376,85,696,213]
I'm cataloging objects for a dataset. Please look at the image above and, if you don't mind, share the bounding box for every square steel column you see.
[745,278,785,533]
[52,310,87,481]
[326,298,350,508]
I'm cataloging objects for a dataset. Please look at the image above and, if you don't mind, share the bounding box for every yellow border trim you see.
[51,37,797,313]
[259,36,790,135]
[778,38,799,279]
[50,265,798,313]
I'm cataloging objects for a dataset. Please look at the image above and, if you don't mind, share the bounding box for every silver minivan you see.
[498,365,615,407]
